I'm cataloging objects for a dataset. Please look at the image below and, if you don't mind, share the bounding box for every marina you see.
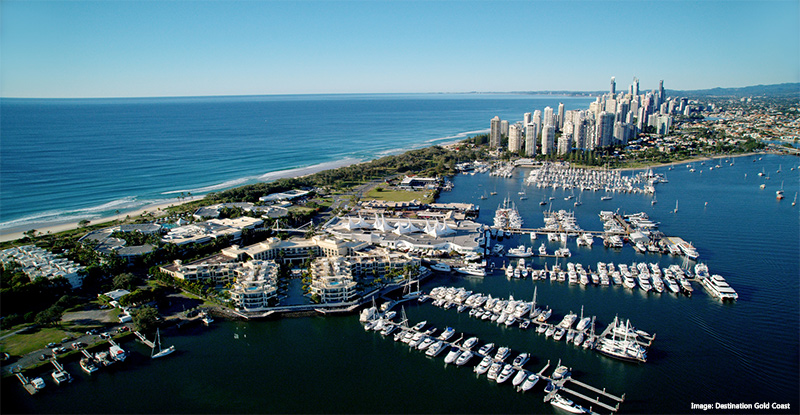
[2,153,798,414]
[362,308,626,414]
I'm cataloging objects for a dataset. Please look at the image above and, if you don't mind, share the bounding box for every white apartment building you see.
[0,245,84,289]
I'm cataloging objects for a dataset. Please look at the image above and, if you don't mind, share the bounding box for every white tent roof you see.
[373,214,395,233]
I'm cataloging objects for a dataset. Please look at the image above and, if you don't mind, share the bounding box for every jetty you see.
[134,331,155,348]
[14,369,42,395]
[368,316,625,414]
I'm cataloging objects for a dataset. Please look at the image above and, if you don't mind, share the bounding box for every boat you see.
[51,359,72,385]
[429,262,452,272]
[507,245,533,257]
[552,364,570,380]
[463,336,479,350]
[512,352,530,367]
[80,357,99,374]
[444,346,462,364]
[550,393,588,414]
[520,373,540,392]
[678,241,699,259]
[455,350,474,366]
[151,329,175,359]
[494,346,510,361]
[412,320,427,331]
[31,377,46,391]
[109,343,128,362]
[545,325,556,338]
[538,243,547,256]
[416,337,435,351]
[438,327,456,341]
[512,369,529,387]
[793,192,797,206]
[455,264,486,277]
[701,274,739,301]
[496,363,515,384]
[601,195,612,201]
[426,340,446,357]
[553,328,566,341]
[486,362,503,381]
[474,355,492,374]
[478,342,495,356]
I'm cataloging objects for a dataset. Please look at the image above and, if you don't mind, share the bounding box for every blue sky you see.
[1,0,797,98]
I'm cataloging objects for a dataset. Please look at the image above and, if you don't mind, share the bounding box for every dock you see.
[373,318,625,414]
[134,331,155,348]
[14,371,39,395]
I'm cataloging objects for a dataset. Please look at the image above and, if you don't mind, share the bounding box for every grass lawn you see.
[365,188,431,203]
[0,327,78,357]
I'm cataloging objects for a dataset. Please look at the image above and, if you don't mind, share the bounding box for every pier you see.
[134,331,156,348]
[14,370,39,395]
[371,316,625,414]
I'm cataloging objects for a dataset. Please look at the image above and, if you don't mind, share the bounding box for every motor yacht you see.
[496,363,516,384]
[474,355,492,374]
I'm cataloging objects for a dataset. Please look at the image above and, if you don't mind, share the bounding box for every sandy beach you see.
[0,196,203,243]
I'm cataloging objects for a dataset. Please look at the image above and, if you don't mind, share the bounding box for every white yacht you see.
[520,373,540,392]
[429,262,451,272]
[455,264,486,277]
[474,355,492,374]
[486,361,503,381]
[507,245,533,257]
[512,369,529,387]
[443,346,462,364]
[701,274,739,301]
[478,342,494,356]
[550,393,588,414]
[494,346,510,361]
[552,364,570,380]
[438,327,455,341]
[496,363,516,384]
[538,243,547,256]
[463,337,479,350]
[512,352,530,367]
[455,350,473,366]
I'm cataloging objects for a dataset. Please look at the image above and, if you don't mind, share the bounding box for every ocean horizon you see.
[0,93,595,233]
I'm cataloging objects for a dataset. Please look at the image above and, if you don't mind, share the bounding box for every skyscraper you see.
[557,133,572,155]
[595,111,614,148]
[490,116,501,149]
[500,120,509,138]
[523,112,532,125]
[633,77,639,96]
[658,80,665,107]
[508,124,522,153]
[557,103,565,131]
[525,123,538,156]
[543,106,554,127]
[541,125,555,155]
[610,76,616,95]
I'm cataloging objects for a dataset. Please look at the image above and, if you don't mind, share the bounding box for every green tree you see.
[132,306,160,332]
[113,273,138,291]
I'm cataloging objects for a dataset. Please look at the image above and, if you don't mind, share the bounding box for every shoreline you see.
[0,148,769,244]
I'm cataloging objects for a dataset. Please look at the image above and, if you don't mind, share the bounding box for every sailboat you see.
[776,181,785,200]
[651,192,657,205]
[573,193,582,207]
[151,328,175,359]
[792,193,797,207]
[672,200,679,214]
[480,191,488,200]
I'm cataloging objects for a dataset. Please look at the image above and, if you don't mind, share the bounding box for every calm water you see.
[3,154,798,414]
[0,94,594,232]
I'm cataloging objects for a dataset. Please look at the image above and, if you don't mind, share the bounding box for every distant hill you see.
[666,83,799,98]
[501,83,799,99]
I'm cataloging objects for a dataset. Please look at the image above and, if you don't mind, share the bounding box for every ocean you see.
[0,93,594,233]
[2,153,799,414]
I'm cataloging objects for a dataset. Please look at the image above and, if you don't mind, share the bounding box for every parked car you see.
[46,342,59,348]
[86,329,98,335]
[52,347,68,355]
[99,332,110,339]
[71,342,86,349]
[39,353,51,361]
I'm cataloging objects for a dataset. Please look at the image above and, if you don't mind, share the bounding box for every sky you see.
[1,0,798,98]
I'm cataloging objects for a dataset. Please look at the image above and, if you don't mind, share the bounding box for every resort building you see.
[161,217,263,245]
[160,254,238,285]
[229,260,280,312]
[0,245,84,290]
[220,235,365,265]
[324,214,483,254]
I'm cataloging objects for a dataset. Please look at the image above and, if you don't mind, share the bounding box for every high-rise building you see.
[525,123,538,156]
[490,116,501,149]
[541,125,555,155]
[523,112,532,125]
[613,121,633,145]
[604,98,617,114]
[532,110,543,138]
[508,124,522,153]
[543,106,554,127]
[557,103,565,131]
[610,76,616,95]
[595,111,615,148]
[557,133,572,155]
[658,80,665,107]
[633,77,639,97]
[500,120,509,138]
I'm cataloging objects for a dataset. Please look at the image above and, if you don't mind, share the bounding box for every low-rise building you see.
[161,217,263,245]
[0,245,84,289]
[221,235,364,265]
[159,254,238,285]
